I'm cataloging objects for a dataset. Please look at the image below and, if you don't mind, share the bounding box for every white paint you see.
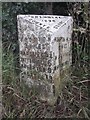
[17,15,73,103]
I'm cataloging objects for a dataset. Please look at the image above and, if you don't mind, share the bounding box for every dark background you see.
[2,2,90,118]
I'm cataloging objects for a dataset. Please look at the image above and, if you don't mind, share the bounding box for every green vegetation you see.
[2,2,89,119]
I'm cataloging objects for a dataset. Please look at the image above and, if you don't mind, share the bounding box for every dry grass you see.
[2,51,90,119]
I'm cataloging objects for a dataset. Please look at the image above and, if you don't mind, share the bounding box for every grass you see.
[2,50,90,119]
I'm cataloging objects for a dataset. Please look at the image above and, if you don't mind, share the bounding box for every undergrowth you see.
[2,50,90,119]
[2,2,90,119]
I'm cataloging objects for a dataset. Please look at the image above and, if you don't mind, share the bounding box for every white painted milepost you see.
[17,15,73,104]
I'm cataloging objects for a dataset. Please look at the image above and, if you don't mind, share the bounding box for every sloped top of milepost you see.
[17,15,72,35]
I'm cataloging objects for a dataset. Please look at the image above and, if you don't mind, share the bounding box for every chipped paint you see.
[17,15,73,104]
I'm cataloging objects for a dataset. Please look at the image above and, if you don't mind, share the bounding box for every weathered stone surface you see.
[17,15,73,104]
